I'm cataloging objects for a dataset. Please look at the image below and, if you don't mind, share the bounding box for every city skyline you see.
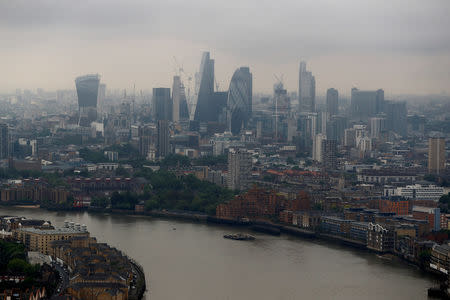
[1,1,450,96]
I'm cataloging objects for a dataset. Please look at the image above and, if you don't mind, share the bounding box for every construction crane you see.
[215,78,220,92]
[272,74,285,143]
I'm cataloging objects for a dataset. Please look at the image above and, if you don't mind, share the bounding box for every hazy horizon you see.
[1,0,450,96]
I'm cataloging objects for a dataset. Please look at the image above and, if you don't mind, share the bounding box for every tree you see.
[439,193,450,205]
[286,157,296,165]
[7,258,28,273]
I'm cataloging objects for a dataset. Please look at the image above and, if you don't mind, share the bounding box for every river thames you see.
[1,207,436,300]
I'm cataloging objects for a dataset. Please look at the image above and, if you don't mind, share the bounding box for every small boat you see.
[223,233,255,241]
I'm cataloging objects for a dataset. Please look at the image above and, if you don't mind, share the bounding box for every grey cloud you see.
[1,0,449,94]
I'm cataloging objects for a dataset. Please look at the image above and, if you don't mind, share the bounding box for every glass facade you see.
[227,67,252,135]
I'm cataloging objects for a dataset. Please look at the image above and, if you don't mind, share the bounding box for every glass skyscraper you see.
[193,52,215,122]
[227,67,252,135]
[75,74,100,126]
[298,61,316,113]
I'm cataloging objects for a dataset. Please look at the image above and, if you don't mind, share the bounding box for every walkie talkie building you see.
[75,74,100,126]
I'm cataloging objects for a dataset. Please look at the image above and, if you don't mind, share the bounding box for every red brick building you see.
[379,198,409,215]
[216,186,310,221]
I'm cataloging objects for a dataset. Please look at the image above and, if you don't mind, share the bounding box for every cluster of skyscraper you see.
[71,52,410,170]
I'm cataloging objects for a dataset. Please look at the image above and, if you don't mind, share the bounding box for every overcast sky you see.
[1,0,450,96]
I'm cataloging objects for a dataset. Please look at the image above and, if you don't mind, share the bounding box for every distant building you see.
[312,133,325,162]
[430,243,450,275]
[139,124,157,160]
[194,52,215,122]
[367,223,394,253]
[350,88,384,122]
[384,184,444,202]
[322,139,337,170]
[326,115,347,143]
[344,128,357,148]
[75,74,100,126]
[152,88,172,121]
[326,88,338,117]
[157,120,170,159]
[13,224,89,255]
[412,206,442,232]
[379,197,409,215]
[172,76,182,123]
[384,101,407,136]
[428,136,446,174]
[298,61,315,113]
[0,123,9,159]
[97,83,106,117]
[227,148,252,191]
[369,117,386,138]
[227,67,253,135]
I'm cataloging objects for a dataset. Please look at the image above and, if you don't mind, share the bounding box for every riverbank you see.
[1,204,440,281]
[0,205,436,299]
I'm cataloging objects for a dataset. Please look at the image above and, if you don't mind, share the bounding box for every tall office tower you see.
[227,148,252,191]
[273,82,290,117]
[98,83,106,118]
[179,95,190,120]
[172,76,182,123]
[139,124,157,160]
[326,88,339,117]
[344,128,357,148]
[157,120,170,159]
[326,115,347,143]
[370,117,386,138]
[0,123,9,159]
[227,67,253,135]
[312,133,326,162]
[152,88,172,121]
[428,136,446,174]
[318,111,329,135]
[322,139,337,170]
[194,52,215,122]
[297,112,317,154]
[350,88,384,122]
[287,117,298,143]
[384,101,407,136]
[75,74,100,126]
[298,61,316,113]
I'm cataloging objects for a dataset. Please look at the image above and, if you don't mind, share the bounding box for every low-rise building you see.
[13,223,89,255]
[293,211,322,230]
[349,222,369,243]
[367,223,394,253]
[430,243,450,275]
[384,184,444,202]
[321,216,352,237]
[412,206,442,232]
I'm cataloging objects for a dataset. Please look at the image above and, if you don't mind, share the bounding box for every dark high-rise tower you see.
[322,139,337,170]
[75,74,100,126]
[227,67,252,135]
[0,123,9,159]
[384,101,407,136]
[157,120,169,159]
[350,88,384,122]
[152,88,172,121]
[298,61,316,113]
[193,52,215,122]
[326,88,339,117]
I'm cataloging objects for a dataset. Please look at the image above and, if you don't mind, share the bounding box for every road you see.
[50,262,69,299]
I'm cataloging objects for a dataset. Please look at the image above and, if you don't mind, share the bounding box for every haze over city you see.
[1,0,450,95]
[1,1,450,300]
